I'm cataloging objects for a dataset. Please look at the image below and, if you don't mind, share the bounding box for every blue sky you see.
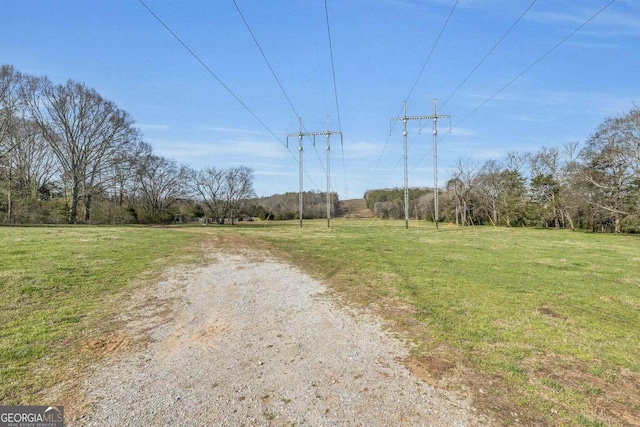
[2,0,639,199]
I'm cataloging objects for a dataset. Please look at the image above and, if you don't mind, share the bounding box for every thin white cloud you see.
[254,169,297,177]
[527,3,640,38]
[341,140,386,158]
[198,126,265,134]
[449,127,476,137]
[148,138,292,161]
[137,123,170,131]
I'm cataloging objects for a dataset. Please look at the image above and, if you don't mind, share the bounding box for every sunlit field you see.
[2,221,639,426]
[0,226,204,404]
[223,219,640,426]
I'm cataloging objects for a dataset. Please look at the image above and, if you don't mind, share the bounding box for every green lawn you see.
[225,220,640,426]
[2,221,639,426]
[0,226,203,404]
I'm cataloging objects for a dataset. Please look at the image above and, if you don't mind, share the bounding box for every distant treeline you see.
[3,65,639,231]
[364,188,433,220]
[365,106,640,233]
[247,191,339,220]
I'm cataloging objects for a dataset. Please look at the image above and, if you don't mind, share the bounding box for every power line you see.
[137,1,336,194]
[233,0,326,175]
[440,0,538,109]
[391,101,448,229]
[235,0,332,178]
[451,0,617,131]
[405,0,459,103]
[324,0,342,133]
[232,0,299,120]
[374,0,459,178]
[137,0,292,155]
[323,0,348,198]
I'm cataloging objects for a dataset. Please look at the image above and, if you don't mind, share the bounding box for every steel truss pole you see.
[287,119,342,228]
[403,102,409,229]
[431,99,449,231]
[326,119,331,228]
[392,99,450,230]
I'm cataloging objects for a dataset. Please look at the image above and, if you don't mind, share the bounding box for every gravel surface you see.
[76,251,491,426]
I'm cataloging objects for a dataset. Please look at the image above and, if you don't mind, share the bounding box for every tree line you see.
[365,107,640,233]
[3,64,638,230]
[248,191,339,220]
[0,65,257,224]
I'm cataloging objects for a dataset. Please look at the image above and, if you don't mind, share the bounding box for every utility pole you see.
[392,101,437,229]
[287,118,342,228]
[431,99,450,231]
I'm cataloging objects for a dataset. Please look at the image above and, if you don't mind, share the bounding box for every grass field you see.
[1,221,639,426]
[222,220,640,426]
[0,226,204,405]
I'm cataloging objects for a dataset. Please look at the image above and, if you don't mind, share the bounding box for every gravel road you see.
[75,251,491,426]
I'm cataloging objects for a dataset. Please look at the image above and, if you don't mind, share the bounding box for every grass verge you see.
[2,221,638,426]
[0,225,204,405]
[218,220,640,426]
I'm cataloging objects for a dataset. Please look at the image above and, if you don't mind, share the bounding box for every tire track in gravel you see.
[75,251,491,426]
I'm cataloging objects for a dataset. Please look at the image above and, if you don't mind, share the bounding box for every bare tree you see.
[446,158,479,225]
[0,65,22,148]
[105,139,152,208]
[190,166,225,222]
[1,65,24,221]
[579,109,640,233]
[136,154,189,219]
[527,145,579,229]
[23,76,136,223]
[222,166,255,224]
[1,67,59,221]
[476,159,503,225]
[6,119,58,200]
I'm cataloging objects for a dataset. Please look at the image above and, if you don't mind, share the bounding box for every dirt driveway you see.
[73,251,492,426]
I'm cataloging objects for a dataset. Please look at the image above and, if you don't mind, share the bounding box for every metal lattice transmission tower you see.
[392,100,450,230]
[287,118,342,228]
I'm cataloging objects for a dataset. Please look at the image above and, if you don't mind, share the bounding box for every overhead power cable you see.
[374,0,459,176]
[232,0,299,120]
[232,0,326,175]
[324,0,342,133]
[425,0,618,189]
[440,0,538,109]
[323,0,348,197]
[405,0,459,103]
[410,1,615,183]
[137,0,293,157]
[451,0,618,131]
